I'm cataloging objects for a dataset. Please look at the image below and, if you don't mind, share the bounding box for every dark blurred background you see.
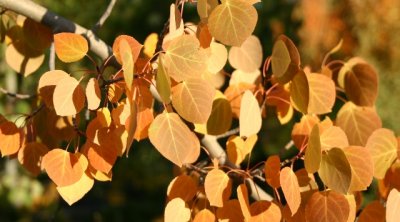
[1,0,399,221]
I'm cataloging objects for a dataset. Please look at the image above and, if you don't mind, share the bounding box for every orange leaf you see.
[57,170,94,205]
[366,128,398,179]
[167,175,197,202]
[239,90,261,137]
[18,142,49,176]
[204,168,232,207]
[164,198,191,222]
[38,70,69,108]
[0,121,22,157]
[291,115,319,149]
[237,184,251,220]
[148,112,200,167]
[224,83,255,118]
[280,167,301,215]
[306,73,336,114]
[86,78,101,110]
[264,155,281,188]
[193,209,215,222]
[343,146,374,192]
[53,75,85,116]
[216,199,244,222]
[54,33,88,63]
[112,35,142,65]
[42,149,86,187]
[304,125,321,174]
[249,201,282,222]
[320,126,349,151]
[119,39,134,92]
[228,35,262,72]
[305,191,350,222]
[358,200,385,222]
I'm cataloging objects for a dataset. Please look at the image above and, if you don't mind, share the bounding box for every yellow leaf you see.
[143,33,158,58]
[306,73,336,114]
[205,168,232,207]
[280,167,301,215]
[271,35,300,84]
[228,35,262,72]
[53,75,85,116]
[156,55,171,104]
[343,146,373,192]
[304,125,321,174]
[239,90,261,137]
[164,198,191,222]
[57,170,94,205]
[86,78,101,110]
[120,39,134,92]
[38,70,69,108]
[208,41,228,73]
[54,33,88,63]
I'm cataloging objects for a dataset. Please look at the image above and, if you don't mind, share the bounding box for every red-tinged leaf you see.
[53,75,85,116]
[249,201,282,222]
[86,78,101,110]
[318,148,352,194]
[87,128,121,173]
[239,90,262,137]
[343,146,373,192]
[306,73,336,114]
[280,167,301,215]
[320,126,349,151]
[386,189,400,222]
[290,70,309,113]
[264,155,281,188]
[172,78,215,124]
[204,168,232,207]
[271,35,301,84]
[358,201,385,222]
[304,125,321,174]
[366,128,398,179]
[0,121,22,156]
[164,198,191,222]
[193,209,215,222]
[336,102,382,146]
[42,149,86,187]
[57,170,94,206]
[18,142,49,176]
[224,83,255,118]
[54,33,88,63]
[167,175,197,202]
[237,184,251,220]
[112,35,143,65]
[305,191,350,222]
[291,115,320,149]
[216,199,244,222]
[208,0,257,46]
[148,112,200,167]
[38,70,69,108]
[228,35,263,72]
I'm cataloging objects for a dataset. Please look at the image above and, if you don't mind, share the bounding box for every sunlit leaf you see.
[224,83,255,117]
[280,167,301,215]
[162,4,184,49]
[86,78,101,110]
[291,115,320,149]
[112,35,142,65]
[57,170,94,206]
[197,0,218,19]
[164,198,191,222]
[134,88,153,141]
[290,70,309,113]
[207,41,228,73]
[386,189,400,222]
[306,73,336,114]
[53,75,85,116]
[38,70,69,108]
[271,35,300,84]
[216,199,244,222]
[156,55,171,104]
[230,69,261,86]
[228,35,262,72]
[164,35,207,82]
[193,209,215,222]
[318,148,352,194]
[320,126,349,151]
[305,191,350,222]
[42,149,86,187]
[208,0,257,46]
[5,43,44,76]
[336,102,382,146]
[249,201,281,222]
[143,33,158,58]
[167,175,197,202]
[304,125,321,174]
[205,168,232,207]
[264,155,281,188]
[54,33,88,63]
[148,112,200,167]
[345,194,356,222]
[0,121,22,157]
[120,39,134,92]
[18,142,49,176]
[239,90,261,137]
[237,184,251,220]
[343,146,373,192]
[366,128,398,179]
[358,201,385,222]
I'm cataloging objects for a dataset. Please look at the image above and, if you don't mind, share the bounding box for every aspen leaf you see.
[53,75,85,116]
[162,4,184,49]
[38,70,69,108]
[229,69,261,86]
[343,146,373,192]
[304,125,321,174]
[107,84,123,104]
[193,209,215,222]
[318,148,352,194]
[358,201,385,222]
[280,167,301,215]
[366,128,398,179]
[18,142,49,176]
[0,121,22,157]
[164,198,191,222]
[112,35,142,65]
[291,115,319,149]
[208,0,257,46]
[228,35,263,73]
[226,135,257,165]
[89,166,112,182]
[208,41,228,73]
[290,70,309,113]
[204,168,232,207]
[54,33,88,63]
[306,73,336,114]
[249,201,282,222]
[120,39,134,92]
[305,191,350,222]
[197,0,218,19]
[57,170,94,206]
[386,189,400,222]
[237,184,251,220]
[143,33,158,58]
[167,175,197,202]
[5,43,44,76]
[239,90,261,137]
[148,112,200,167]
[125,99,137,154]
[265,155,281,188]
[164,35,207,82]
[216,199,244,222]
[224,83,255,117]
[271,35,300,84]
[156,55,171,104]
[42,149,86,187]
[336,102,381,146]
[172,78,215,124]
[134,90,153,141]
[22,18,52,52]
[345,194,356,222]
[266,83,293,124]
[86,78,101,110]
[320,126,349,151]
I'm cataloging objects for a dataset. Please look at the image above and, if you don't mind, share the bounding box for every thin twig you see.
[49,42,55,70]
[0,87,36,99]
[215,127,240,139]
[92,0,117,33]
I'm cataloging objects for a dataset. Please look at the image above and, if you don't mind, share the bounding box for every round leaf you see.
[205,168,232,207]
[280,167,301,216]
[343,146,373,192]
[86,78,101,110]
[54,33,88,63]
[386,189,400,222]
[304,125,321,174]
[305,191,350,222]
[18,142,49,176]
[0,121,22,157]
[38,70,69,108]
[228,35,263,72]
[164,198,191,222]
[239,90,262,137]
[271,35,300,84]
[306,73,336,114]
[53,75,85,116]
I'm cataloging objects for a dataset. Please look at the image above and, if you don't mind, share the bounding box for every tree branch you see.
[0,86,36,99]
[92,0,117,33]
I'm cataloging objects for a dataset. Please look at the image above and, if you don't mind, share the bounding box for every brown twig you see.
[0,87,36,99]
[92,0,117,33]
